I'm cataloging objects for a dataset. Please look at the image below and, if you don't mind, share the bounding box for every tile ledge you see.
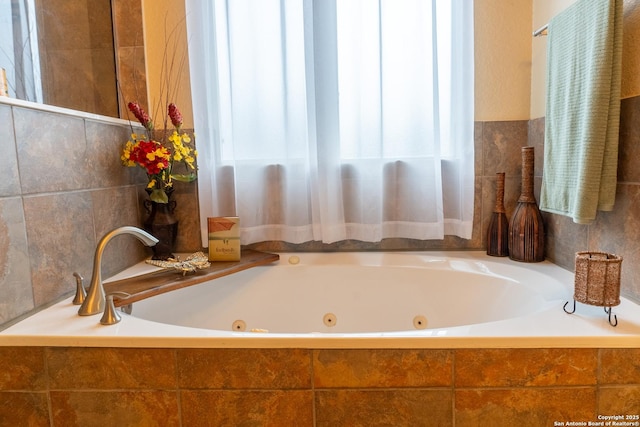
[0,97,132,127]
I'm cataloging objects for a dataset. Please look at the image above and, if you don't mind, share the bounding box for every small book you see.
[208,217,240,261]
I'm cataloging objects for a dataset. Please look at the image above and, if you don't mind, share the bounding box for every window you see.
[187,0,474,245]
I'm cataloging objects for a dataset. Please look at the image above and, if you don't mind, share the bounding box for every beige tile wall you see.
[0,102,201,326]
[1,347,638,426]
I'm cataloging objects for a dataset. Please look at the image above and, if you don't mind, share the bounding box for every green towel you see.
[540,0,623,224]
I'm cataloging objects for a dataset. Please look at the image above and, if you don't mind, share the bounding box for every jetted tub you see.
[2,251,640,348]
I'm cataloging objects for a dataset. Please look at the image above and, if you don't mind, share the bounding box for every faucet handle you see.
[100,292,131,325]
[79,226,158,317]
[71,272,86,305]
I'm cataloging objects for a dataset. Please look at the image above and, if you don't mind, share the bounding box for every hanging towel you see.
[540,0,623,224]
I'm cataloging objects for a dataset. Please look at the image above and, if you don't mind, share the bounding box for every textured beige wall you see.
[530,0,574,119]
[141,0,193,128]
[474,0,533,121]
[143,1,534,124]
[140,1,639,123]
[621,0,640,98]
[531,0,640,119]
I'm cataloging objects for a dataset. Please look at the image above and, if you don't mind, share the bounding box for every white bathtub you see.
[2,251,640,348]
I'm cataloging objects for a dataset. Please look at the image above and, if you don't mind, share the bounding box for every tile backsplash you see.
[0,101,199,327]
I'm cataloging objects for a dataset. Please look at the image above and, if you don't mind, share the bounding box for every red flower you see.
[128,102,154,131]
[122,99,197,204]
[168,103,183,129]
[128,140,170,175]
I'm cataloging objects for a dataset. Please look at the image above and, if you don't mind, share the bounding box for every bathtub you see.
[2,251,640,348]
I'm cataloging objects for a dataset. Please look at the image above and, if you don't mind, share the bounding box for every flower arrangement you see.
[122,101,197,203]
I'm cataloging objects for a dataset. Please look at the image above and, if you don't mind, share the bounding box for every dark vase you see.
[487,172,509,257]
[143,189,178,260]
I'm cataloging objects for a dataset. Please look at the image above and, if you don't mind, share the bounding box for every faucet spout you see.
[78,226,158,316]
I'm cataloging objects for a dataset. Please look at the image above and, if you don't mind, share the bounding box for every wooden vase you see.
[487,172,509,257]
[508,147,544,262]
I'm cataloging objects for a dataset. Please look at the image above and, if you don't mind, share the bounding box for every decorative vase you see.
[487,172,509,257]
[143,188,178,260]
[508,146,544,262]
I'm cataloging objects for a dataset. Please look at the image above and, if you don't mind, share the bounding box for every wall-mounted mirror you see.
[0,0,41,102]
[0,0,146,119]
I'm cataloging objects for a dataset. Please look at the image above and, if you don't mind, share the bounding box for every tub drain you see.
[413,315,428,330]
[232,319,246,332]
[323,313,337,327]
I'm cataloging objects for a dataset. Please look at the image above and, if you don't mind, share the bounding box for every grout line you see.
[310,349,317,427]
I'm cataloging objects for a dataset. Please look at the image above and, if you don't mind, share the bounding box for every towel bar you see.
[533,23,548,37]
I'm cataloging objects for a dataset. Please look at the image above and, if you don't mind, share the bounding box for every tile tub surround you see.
[530,96,640,304]
[4,94,640,327]
[0,99,202,328]
[0,347,638,426]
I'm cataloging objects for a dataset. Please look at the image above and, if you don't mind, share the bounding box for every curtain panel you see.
[186,0,474,246]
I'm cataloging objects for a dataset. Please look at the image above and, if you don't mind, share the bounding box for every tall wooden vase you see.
[508,147,544,262]
[487,172,509,257]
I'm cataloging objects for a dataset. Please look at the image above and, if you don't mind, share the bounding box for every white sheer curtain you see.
[186,0,474,246]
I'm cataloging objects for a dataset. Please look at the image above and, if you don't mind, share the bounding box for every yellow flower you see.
[184,156,195,168]
[121,141,136,166]
[121,102,197,202]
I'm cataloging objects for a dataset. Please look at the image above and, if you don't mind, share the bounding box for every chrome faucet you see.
[78,226,158,316]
